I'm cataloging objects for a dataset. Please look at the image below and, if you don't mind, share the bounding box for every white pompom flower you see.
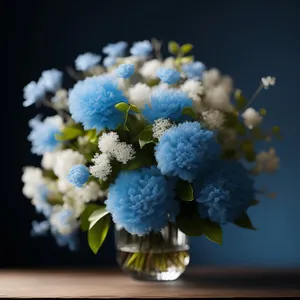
[201,109,225,130]
[252,148,280,174]
[152,118,173,139]
[41,152,58,170]
[98,132,119,154]
[139,59,162,79]
[261,76,276,89]
[202,68,221,87]
[112,142,135,164]
[22,167,45,199]
[90,153,112,181]
[181,79,204,113]
[128,83,151,109]
[242,108,263,129]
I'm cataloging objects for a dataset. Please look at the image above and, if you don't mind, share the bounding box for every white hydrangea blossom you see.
[41,152,58,170]
[253,148,280,174]
[203,85,234,112]
[261,76,276,89]
[118,55,141,65]
[53,149,86,179]
[44,115,64,130]
[98,132,119,154]
[163,57,176,68]
[57,178,73,193]
[51,89,68,109]
[139,59,162,79]
[22,167,45,199]
[242,107,263,129]
[90,153,112,181]
[128,83,151,109]
[202,68,221,88]
[152,118,173,139]
[113,142,136,164]
[181,79,204,113]
[201,109,225,130]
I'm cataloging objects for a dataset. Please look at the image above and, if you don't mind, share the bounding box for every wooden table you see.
[0,268,299,298]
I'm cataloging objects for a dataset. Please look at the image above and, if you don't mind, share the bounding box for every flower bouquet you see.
[22,39,280,281]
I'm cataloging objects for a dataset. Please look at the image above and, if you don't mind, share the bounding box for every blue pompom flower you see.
[142,89,192,123]
[157,67,180,84]
[68,75,128,131]
[194,161,255,224]
[182,61,206,80]
[116,63,135,78]
[52,229,79,251]
[130,40,153,57]
[103,41,128,57]
[105,167,179,236]
[28,115,62,155]
[75,53,101,71]
[39,69,63,93]
[103,56,116,68]
[23,81,46,107]
[67,164,90,188]
[31,220,50,237]
[155,122,220,182]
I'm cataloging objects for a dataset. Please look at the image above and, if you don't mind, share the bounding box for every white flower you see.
[163,57,176,68]
[77,135,90,146]
[98,132,119,154]
[242,107,262,129]
[253,148,280,174]
[57,178,73,193]
[202,68,221,87]
[203,85,234,112]
[139,59,162,79]
[51,89,68,109]
[261,76,276,89]
[220,75,234,93]
[119,56,141,65]
[44,115,64,130]
[113,142,135,164]
[128,83,151,109]
[181,79,204,113]
[90,153,112,181]
[53,149,86,179]
[201,109,225,130]
[152,118,173,139]
[41,152,58,170]
[22,167,45,198]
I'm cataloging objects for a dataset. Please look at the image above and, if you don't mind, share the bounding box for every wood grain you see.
[0,268,299,298]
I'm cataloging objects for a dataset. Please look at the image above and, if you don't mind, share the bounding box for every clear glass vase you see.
[115,223,190,281]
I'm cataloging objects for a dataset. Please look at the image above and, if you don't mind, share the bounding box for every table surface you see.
[0,268,299,298]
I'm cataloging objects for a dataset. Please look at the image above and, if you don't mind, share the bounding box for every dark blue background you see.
[4,0,299,267]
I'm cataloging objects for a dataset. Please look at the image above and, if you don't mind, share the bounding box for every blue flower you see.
[156,67,180,84]
[28,115,62,155]
[31,220,50,237]
[116,64,135,78]
[23,81,46,107]
[105,167,179,236]
[130,40,153,57]
[103,56,116,68]
[182,61,206,80]
[33,185,52,217]
[142,89,192,123]
[194,161,255,224]
[39,69,63,93]
[67,165,90,188]
[155,122,220,182]
[75,53,101,71]
[52,229,79,251]
[68,75,128,131]
[103,41,128,57]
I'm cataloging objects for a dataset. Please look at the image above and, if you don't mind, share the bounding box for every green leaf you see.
[115,102,130,112]
[224,112,239,127]
[234,89,248,110]
[182,107,197,119]
[250,199,260,206]
[88,214,110,254]
[180,43,193,54]
[176,180,194,201]
[201,219,223,244]
[88,207,109,230]
[129,104,140,113]
[235,123,247,136]
[55,127,83,141]
[80,204,102,231]
[180,56,194,64]
[176,209,203,236]
[139,125,154,148]
[234,212,256,230]
[168,41,180,55]
[259,108,267,116]
[86,129,98,143]
[122,151,153,171]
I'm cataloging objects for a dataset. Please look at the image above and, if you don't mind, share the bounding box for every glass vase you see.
[115,223,190,281]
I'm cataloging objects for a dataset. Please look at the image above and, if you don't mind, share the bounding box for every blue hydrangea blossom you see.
[116,64,135,78]
[75,53,101,71]
[39,69,63,93]
[67,165,90,187]
[68,75,128,131]
[23,81,46,107]
[103,56,116,68]
[28,115,62,155]
[102,41,128,57]
[156,67,180,84]
[33,185,52,217]
[130,40,153,57]
[31,220,50,237]
[194,161,255,224]
[142,89,192,123]
[155,122,220,182]
[51,229,79,251]
[182,61,206,80]
[105,167,179,236]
